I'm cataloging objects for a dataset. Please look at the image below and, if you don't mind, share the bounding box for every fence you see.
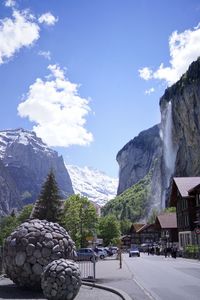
[0,246,3,274]
[76,260,96,281]
[0,245,97,280]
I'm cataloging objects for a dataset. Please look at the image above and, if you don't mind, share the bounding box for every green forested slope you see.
[102,172,152,222]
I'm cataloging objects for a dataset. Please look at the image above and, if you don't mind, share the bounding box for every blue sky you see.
[1,0,200,177]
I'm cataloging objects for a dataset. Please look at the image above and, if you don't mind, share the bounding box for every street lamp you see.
[80,203,88,248]
[194,220,200,260]
[165,230,169,248]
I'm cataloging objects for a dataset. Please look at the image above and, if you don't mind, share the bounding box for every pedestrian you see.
[164,247,167,258]
[172,246,177,259]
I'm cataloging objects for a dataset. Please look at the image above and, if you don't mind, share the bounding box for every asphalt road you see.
[123,252,200,300]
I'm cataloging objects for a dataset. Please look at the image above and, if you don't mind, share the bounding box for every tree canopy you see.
[0,204,33,246]
[98,214,121,246]
[102,172,152,222]
[62,194,98,248]
[31,170,62,222]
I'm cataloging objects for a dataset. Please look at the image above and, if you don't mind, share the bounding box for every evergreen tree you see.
[31,170,62,222]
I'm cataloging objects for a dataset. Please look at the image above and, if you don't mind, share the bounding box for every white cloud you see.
[139,67,153,80]
[17,64,93,147]
[145,87,155,95]
[0,10,40,64]
[139,23,200,86]
[38,50,51,60]
[5,0,15,7]
[38,12,58,26]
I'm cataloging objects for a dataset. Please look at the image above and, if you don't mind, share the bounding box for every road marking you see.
[132,275,156,300]
[123,256,156,300]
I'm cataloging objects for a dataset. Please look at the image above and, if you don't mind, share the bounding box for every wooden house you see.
[154,212,178,247]
[169,177,200,249]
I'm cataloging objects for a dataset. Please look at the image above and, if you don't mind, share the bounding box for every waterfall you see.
[161,101,177,207]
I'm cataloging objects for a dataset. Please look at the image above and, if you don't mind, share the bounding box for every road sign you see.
[195,228,200,234]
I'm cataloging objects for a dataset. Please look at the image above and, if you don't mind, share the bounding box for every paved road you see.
[123,253,200,300]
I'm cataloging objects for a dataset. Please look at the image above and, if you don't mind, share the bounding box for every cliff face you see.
[0,160,22,216]
[160,58,200,177]
[160,58,200,204]
[116,57,200,214]
[117,124,162,194]
[0,129,74,214]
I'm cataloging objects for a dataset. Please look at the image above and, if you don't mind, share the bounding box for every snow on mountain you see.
[0,128,54,159]
[66,165,118,206]
[0,128,74,208]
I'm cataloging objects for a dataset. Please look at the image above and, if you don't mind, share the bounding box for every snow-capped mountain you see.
[0,128,54,159]
[66,165,118,206]
[0,128,74,215]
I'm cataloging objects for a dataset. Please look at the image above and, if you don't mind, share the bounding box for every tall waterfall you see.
[161,101,177,207]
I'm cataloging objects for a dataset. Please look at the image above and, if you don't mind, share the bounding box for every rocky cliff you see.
[0,129,74,215]
[160,57,200,205]
[116,57,200,216]
[0,159,22,216]
[117,124,162,187]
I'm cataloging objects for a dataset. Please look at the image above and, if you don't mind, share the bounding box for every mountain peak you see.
[66,164,118,206]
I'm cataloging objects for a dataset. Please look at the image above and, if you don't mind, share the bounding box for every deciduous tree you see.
[62,194,98,248]
[98,214,120,246]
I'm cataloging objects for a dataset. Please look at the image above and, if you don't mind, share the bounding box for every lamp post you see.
[80,203,88,248]
[166,230,169,248]
[194,220,200,260]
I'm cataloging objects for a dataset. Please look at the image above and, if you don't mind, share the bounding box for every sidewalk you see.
[95,257,150,300]
[0,276,123,300]
[0,257,150,300]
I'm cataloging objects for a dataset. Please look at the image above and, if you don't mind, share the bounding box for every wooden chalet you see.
[154,213,178,246]
[120,223,144,249]
[170,177,200,249]
[136,223,160,245]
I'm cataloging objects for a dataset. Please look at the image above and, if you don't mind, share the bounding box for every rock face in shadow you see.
[0,129,74,215]
[160,57,200,177]
[117,125,162,189]
[117,57,200,213]
[0,159,22,216]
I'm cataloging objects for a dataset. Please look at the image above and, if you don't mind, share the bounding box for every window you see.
[196,194,200,207]
[179,231,192,249]
[182,198,188,210]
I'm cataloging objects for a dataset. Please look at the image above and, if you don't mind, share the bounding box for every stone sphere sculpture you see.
[41,258,81,300]
[3,219,76,288]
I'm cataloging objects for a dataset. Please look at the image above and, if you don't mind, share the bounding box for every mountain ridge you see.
[66,164,118,206]
[0,128,74,215]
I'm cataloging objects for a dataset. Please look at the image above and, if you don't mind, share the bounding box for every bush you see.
[183,244,200,259]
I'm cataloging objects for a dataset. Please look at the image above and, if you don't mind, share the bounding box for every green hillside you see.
[102,171,152,222]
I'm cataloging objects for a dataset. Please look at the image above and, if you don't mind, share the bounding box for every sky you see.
[0,0,200,178]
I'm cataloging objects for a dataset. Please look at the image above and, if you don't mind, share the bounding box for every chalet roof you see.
[136,223,154,233]
[173,177,200,197]
[156,213,177,229]
[131,223,145,232]
[188,183,200,194]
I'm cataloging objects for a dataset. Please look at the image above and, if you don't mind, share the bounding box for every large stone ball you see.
[41,259,81,300]
[3,219,76,289]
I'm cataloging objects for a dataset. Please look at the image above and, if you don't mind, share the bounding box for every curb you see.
[82,281,133,300]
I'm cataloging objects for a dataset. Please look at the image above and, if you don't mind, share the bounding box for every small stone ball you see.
[41,259,81,300]
[3,219,76,289]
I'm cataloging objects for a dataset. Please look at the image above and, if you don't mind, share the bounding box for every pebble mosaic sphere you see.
[41,259,81,300]
[3,219,76,288]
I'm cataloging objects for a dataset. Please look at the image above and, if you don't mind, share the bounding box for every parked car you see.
[104,247,114,256]
[75,248,98,261]
[109,246,118,254]
[94,247,108,259]
[129,246,140,257]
